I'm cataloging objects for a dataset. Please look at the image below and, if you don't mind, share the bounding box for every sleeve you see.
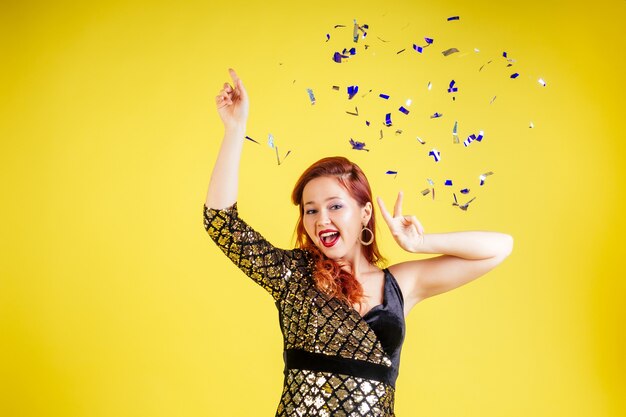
[203,202,310,301]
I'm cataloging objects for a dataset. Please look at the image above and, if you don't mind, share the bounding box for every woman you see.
[204,68,513,416]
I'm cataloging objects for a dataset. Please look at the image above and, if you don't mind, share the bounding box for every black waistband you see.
[283,348,396,387]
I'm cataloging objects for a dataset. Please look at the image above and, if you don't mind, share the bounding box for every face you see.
[301,176,372,262]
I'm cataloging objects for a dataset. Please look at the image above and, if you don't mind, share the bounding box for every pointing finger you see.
[228,68,240,86]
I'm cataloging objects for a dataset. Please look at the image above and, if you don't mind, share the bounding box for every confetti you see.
[445,180,453,186]
[397,48,406,54]
[245,135,259,144]
[379,93,390,99]
[431,112,443,118]
[399,106,410,115]
[366,120,370,126]
[332,85,340,90]
[349,138,369,151]
[442,48,460,56]
[490,96,497,104]
[452,120,459,144]
[464,130,484,147]
[421,189,431,196]
[529,121,534,128]
[347,85,359,99]
[385,113,392,126]
[276,148,291,165]
[453,193,476,211]
[448,80,458,93]
[334,24,346,28]
[353,19,359,42]
[425,37,434,44]
[474,48,480,53]
[427,81,432,90]
[395,129,403,135]
[416,136,425,144]
[538,78,547,87]
[333,52,349,63]
[479,171,494,186]
[447,16,460,21]
[326,34,330,42]
[510,73,520,79]
[427,178,435,187]
[429,149,441,162]
[405,99,412,106]
[413,44,423,53]
[379,129,383,139]
[346,106,359,116]
[460,188,470,194]
[386,170,398,179]
[268,133,275,149]
[306,88,316,105]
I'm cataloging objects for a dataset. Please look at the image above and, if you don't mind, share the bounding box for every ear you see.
[361,201,373,225]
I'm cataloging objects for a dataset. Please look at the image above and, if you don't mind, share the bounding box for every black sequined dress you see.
[203,202,406,417]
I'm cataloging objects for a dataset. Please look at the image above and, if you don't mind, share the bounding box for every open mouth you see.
[319,230,340,248]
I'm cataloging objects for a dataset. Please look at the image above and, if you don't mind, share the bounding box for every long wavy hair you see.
[291,156,386,306]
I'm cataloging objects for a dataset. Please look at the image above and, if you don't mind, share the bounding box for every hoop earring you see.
[359,225,374,246]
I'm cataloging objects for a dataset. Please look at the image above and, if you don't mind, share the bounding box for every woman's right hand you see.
[215,68,249,131]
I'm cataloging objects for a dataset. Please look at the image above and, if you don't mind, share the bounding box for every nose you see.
[316,209,331,227]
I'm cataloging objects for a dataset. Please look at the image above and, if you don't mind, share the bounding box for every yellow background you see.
[1,0,624,416]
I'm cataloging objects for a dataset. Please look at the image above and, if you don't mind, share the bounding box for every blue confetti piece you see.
[430,112,443,118]
[447,16,460,21]
[464,130,484,147]
[460,188,470,194]
[348,85,359,99]
[379,93,390,99]
[326,34,330,42]
[366,120,370,126]
[463,134,476,147]
[511,73,520,79]
[306,88,316,105]
[503,51,508,58]
[425,37,433,44]
[445,180,453,186]
[349,138,369,151]
[413,44,423,53]
[399,106,409,115]
[479,171,494,186]
[333,51,348,63]
[348,47,357,55]
[429,149,441,162]
[448,80,458,93]
[386,170,398,175]
[385,113,392,126]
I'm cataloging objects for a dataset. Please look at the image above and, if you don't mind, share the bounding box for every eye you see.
[305,209,317,215]
[330,204,343,210]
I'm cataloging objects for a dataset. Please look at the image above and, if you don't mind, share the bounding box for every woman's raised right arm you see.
[205,68,249,209]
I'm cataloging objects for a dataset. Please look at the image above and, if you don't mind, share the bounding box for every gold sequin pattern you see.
[204,203,396,416]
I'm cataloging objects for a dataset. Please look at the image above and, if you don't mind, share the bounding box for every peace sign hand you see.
[377,191,425,253]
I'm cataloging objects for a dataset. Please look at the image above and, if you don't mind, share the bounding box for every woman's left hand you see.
[377,191,425,253]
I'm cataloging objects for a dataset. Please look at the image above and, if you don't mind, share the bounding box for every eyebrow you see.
[303,196,341,206]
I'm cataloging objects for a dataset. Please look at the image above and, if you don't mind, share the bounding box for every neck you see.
[338,247,373,279]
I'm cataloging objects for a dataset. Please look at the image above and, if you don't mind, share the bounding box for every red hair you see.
[291,156,386,307]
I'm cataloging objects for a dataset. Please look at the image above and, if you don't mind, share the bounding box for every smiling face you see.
[302,176,372,263]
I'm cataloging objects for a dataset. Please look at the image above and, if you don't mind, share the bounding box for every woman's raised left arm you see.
[377,192,513,310]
